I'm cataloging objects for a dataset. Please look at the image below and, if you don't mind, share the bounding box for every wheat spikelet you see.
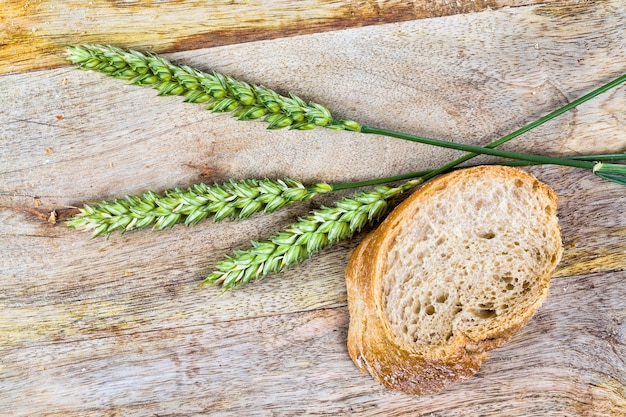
[68,178,332,238]
[203,179,422,289]
[67,44,361,132]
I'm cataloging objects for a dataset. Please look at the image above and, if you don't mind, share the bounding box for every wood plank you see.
[2,0,553,74]
[2,270,625,416]
[1,1,626,415]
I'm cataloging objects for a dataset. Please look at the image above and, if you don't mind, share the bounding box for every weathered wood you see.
[2,0,552,75]
[1,1,625,415]
[1,271,625,416]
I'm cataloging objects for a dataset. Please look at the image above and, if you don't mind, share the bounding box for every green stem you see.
[360,126,597,170]
[593,162,626,185]
[364,73,626,181]
[574,154,626,161]
[329,153,626,191]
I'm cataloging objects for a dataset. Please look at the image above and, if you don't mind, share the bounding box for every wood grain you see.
[2,0,553,75]
[1,0,625,415]
[1,271,625,416]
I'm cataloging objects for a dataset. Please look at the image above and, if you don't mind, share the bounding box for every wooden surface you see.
[1,1,625,415]
[1,0,551,75]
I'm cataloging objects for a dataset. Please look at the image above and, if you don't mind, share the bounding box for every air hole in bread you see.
[435,292,449,303]
[413,302,421,315]
[478,231,496,239]
[472,309,497,319]
[424,305,435,315]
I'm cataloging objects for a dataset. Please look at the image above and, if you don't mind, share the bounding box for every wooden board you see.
[1,0,550,74]
[1,1,625,415]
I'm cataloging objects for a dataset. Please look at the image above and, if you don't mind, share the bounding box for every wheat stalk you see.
[68,153,624,239]
[68,178,332,237]
[203,179,421,289]
[66,44,361,132]
[67,45,626,185]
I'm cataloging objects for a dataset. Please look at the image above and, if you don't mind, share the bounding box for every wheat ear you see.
[203,179,422,289]
[67,178,332,238]
[66,44,360,132]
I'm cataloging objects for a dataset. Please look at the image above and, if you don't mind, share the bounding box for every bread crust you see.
[346,166,562,395]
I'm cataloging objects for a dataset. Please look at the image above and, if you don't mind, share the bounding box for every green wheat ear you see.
[66,44,361,132]
[203,179,422,290]
[67,178,333,238]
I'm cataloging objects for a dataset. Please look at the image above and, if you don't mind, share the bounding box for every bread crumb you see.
[48,210,57,224]
[56,115,63,120]
[45,147,54,154]
[34,199,42,207]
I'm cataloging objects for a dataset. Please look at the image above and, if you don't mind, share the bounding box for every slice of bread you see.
[346,165,562,395]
